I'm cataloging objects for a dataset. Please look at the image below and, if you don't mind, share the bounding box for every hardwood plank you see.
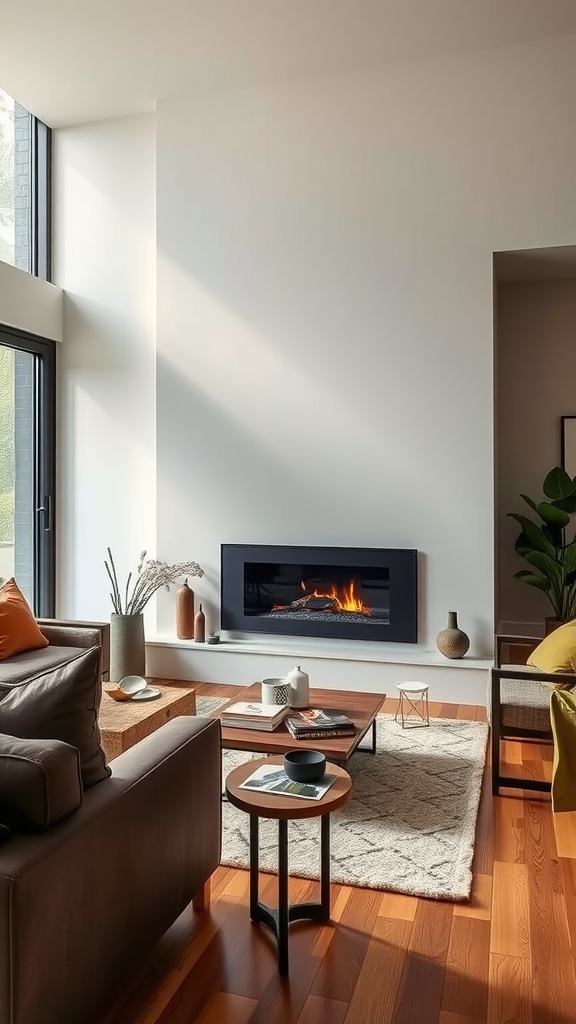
[493,796,525,864]
[500,739,523,765]
[471,768,494,876]
[377,890,418,921]
[197,992,257,1024]
[453,872,491,920]
[245,953,322,1024]
[524,801,576,1022]
[553,810,576,858]
[296,993,348,1024]
[441,916,490,1019]
[310,887,382,1002]
[440,703,460,719]
[391,900,453,1024]
[487,954,532,1024]
[310,885,351,958]
[490,862,530,958]
[439,1014,486,1024]
[559,858,576,973]
[343,916,412,1024]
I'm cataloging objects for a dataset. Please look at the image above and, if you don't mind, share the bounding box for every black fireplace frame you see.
[220,544,418,643]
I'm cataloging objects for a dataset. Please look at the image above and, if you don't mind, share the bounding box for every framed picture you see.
[561,416,576,478]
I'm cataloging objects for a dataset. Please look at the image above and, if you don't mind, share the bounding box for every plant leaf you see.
[520,494,539,514]
[543,466,576,501]
[508,514,556,558]
[553,495,576,514]
[513,570,551,592]
[563,543,576,575]
[536,501,571,528]
[524,550,563,583]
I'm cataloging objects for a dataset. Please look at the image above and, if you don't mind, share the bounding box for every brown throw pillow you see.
[0,645,110,788]
[0,733,83,831]
[0,578,49,661]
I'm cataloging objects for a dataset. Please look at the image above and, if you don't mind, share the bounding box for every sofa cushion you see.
[0,645,86,685]
[0,732,82,831]
[0,645,111,788]
[527,619,576,679]
[499,672,552,734]
[0,578,49,661]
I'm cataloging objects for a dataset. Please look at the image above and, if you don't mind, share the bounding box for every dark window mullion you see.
[30,117,52,282]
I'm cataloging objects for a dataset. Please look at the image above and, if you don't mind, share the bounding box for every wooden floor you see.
[103,684,576,1024]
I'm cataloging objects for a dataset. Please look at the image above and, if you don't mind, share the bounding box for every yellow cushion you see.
[526,619,576,678]
[0,578,49,661]
[550,688,576,812]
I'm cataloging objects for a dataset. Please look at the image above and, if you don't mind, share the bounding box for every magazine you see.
[238,763,337,801]
[285,722,356,740]
[284,708,355,736]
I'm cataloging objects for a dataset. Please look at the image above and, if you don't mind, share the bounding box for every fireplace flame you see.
[304,579,371,614]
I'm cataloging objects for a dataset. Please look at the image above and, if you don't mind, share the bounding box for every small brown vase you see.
[194,603,206,643]
[176,579,195,639]
[436,611,470,659]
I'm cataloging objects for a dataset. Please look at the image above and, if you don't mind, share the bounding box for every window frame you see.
[0,322,55,615]
[30,116,52,281]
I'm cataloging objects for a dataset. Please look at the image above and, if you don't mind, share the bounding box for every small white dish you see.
[131,686,161,702]
[118,675,147,695]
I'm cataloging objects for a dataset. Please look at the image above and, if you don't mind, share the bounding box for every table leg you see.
[320,812,330,916]
[277,818,289,975]
[248,813,333,975]
[249,814,259,920]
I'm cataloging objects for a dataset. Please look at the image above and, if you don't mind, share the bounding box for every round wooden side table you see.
[225,755,352,975]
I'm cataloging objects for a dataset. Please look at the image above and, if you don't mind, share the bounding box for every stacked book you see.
[221,701,290,732]
[284,708,356,740]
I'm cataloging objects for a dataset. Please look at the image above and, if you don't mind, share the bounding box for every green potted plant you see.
[508,466,576,629]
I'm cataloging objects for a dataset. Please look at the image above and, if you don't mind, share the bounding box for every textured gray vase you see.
[436,611,470,659]
[109,613,146,682]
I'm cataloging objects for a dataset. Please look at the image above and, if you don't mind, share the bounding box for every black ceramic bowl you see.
[283,749,326,783]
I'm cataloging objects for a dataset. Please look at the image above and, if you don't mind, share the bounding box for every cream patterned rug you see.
[196,696,488,901]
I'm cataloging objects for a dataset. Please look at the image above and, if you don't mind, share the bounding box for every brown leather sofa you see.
[0,623,222,1024]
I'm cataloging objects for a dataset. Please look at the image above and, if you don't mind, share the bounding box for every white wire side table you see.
[394,682,430,728]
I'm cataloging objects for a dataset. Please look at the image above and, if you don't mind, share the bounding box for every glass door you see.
[0,326,55,615]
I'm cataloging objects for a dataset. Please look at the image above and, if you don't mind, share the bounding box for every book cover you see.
[221,701,288,721]
[285,708,354,733]
[285,722,356,740]
[222,717,284,732]
[239,763,336,801]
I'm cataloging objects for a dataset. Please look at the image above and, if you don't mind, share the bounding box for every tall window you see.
[0,326,55,615]
[0,86,51,280]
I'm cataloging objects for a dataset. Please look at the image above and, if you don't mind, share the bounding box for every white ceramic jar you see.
[261,677,290,705]
[286,665,310,708]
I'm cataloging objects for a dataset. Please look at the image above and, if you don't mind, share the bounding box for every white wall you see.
[154,35,576,655]
[52,114,157,620]
[52,35,576,676]
[0,260,62,340]
[497,278,576,633]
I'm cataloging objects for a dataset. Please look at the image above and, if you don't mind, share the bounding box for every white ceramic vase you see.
[286,665,310,708]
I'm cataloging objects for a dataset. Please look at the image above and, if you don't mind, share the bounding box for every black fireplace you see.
[220,544,418,643]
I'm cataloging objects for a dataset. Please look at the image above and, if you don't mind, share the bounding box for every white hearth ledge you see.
[145,635,492,707]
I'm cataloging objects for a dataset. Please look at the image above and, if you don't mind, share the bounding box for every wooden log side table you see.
[98,683,196,761]
[225,755,352,975]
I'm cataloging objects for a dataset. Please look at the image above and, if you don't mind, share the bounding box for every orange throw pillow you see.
[0,578,49,661]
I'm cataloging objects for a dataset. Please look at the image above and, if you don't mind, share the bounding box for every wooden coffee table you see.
[98,682,196,761]
[226,755,352,974]
[218,684,386,764]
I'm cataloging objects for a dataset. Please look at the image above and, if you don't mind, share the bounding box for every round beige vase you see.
[436,611,470,659]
